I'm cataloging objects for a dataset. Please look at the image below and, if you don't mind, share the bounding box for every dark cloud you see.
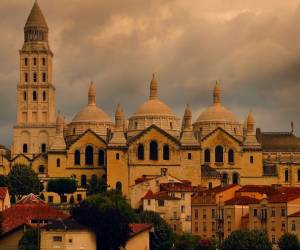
[0,0,300,147]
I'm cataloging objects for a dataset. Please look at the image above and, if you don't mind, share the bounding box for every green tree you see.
[137,210,175,250]
[39,192,45,201]
[196,239,217,250]
[71,191,133,250]
[0,175,8,187]
[278,233,300,250]
[8,164,40,199]
[18,228,39,250]
[87,176,107,195]
[47,178,77,203]
[69,195,75,205]
[221,230,272,250]
[175,233,200,250]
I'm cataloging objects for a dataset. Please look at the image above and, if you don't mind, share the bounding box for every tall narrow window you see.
[24,58,28,66]
[23,144,28,153]
[116,153,120,160]
[98,150,105,166]
[75,150,80,165]
[298,169,300,183]
[116,182,122,193]
[42,58,46,66]
[232,173,239,184]
[56,158,61,167]
[250,156,254,164]
[137,144,144,160]
[215,146,223,163]
[41,143,46,153]
[285,169,289,183]
[33,91,37,101]
[33,58,37,65]
[81,175,87,187]
[43,91,46,101]
[221,172,228,186]
[163,145,170,160]
[204,149,210,163]
[24,92,27,101]
[85,146,94,165]
[24,73,28,83]
[228,149,234,164]
[150,141,158,161]
[33,72,37,82]
[42,72,47,82]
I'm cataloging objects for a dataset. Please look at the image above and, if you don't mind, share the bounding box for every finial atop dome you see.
[115,104,125,128]
[149,73,159,100]
[213,80,221,105]
[25,0,48,29]
[88,81,96,106]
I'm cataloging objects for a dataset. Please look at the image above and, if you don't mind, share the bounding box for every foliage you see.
[69,195,75,204]
[8,164,40,199]
[221,230,272,250]
[0,175,8,187]
[87,176,107,195]
[71,191,133,250]
[175,233,200,250]
[137,210,175,250]
[18,228,39,250]
[278,233,300,250]
[47,178,77,203]
[196,238,217,250]
[39,193,45,201]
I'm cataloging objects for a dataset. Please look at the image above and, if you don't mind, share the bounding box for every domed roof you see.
[131,74,177,118]
[71,82,112,124]
[196,81,239,124]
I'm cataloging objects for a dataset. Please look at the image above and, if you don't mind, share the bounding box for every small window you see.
[24,91,27,101]
[42,72,47,82]
[116,153,120,160]
[163,145,170,160]
[85,146,94,165]
[73,128,76,134]
[250,156,254,164]
[77,194,82,201]
[24,58,28,66]
[48,196,53,203]
[204,149,210,163]
[208,182,213,189]
[42,58,46,66]
[56,158,61,167]
[116,181,122,193]
[188,153,192,160]
[147,199,151,205]
[281,208,286,217]
[137,144,144,160]
[33,72,37,82]
[170,122,173,129]
[215,146,223,163]
[24,73,28,82]
[158,200,164,207]
[195,209,198,219]
[292,221,296,231]
[23,144,28,153]
[285,169,289,183]
[253,209,258,217]
[271,209,275,217]
[150,141,158,161]
[98,150,105,166]
[33,91,37,101]
[33,58,37,66]
[38,165,45,174]
[228,149,234,164]
[298,169,300,183]
[81,175,87,187]
[135,122,138,129]
[41,144,46,153]
[43,91,46,101]
[74,150,80,165]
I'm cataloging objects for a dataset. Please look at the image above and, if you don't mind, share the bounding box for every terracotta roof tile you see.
[267,193,300,203]
[142,190,156,200]
[129,223,152,237]
[279,187,300,195]
[192,184,239,197]
[288,211,300,217]
[237,185,279,196]
[225,196,260,205]
[160,183,205,192]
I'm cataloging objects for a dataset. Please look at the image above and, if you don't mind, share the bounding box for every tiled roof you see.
[43,218,88,231]
[288,211,300,217]
[267,193,300,203]
[160,183,205,192]
[1,194,68,235]
[142,190,180,201]
[279,187,300,195]
[0,187,8,200]
[17,193,45,205]
[142,190,156,200]
[129,223,153,237]
[192,184,239,197]
[225,196,260,205]
[236,185,279,196]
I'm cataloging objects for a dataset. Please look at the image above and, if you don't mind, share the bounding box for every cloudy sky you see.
[1,0,300,147]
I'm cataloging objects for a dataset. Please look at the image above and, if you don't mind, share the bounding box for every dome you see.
[196,104,238,123]
[72,105,112,124]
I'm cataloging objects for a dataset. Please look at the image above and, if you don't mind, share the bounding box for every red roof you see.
[236,185,279,196]
[280,187,300,195]
[142,190,180,201]
[160,183,205,192]
[267,193,300,203]
[1,194,68,235]
[192,184,239,197]
[288,211,300,217]
[225,196,260,205]
[129,223,152,237]
[0,187,8,200]
[134,175,160,184]
[142,190,156,200]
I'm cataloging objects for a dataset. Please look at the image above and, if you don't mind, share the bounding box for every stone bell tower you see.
[12,1,56,158]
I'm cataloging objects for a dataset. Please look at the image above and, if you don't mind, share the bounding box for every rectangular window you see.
[147,199,151,206]
[281,208,286,217]
[212,208,216,219]
[195,222,198,232]
[292,222,296,231]
[77,194,82,201]
[212,222,215,231]
[53,236,62,242]
[271,208,275,217]
[298,169,300,183]
[272,235,276,244]
[203,208,206,219]
[195,209,198,219]
[24,58,28,66]
[48,196,53,203]
[42,72,47,82]
[181,205,185,213]
[253,209,258,217]
[158,200,164,207]
[33,72,37,82]
[181,193,185,200]
[203,222,207,232]
[33,58,37,66]
[42,58,47,66]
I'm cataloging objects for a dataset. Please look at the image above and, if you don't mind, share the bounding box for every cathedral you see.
[1,1,300,201]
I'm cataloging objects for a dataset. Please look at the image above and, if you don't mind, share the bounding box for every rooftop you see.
[236,185,279,196]
[267,193,300,203]
[225,196,260,206]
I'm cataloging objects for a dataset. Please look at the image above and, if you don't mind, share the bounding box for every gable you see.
[68,130,107,151]
[10,154,31,166]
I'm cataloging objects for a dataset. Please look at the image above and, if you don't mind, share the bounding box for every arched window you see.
[33,91,37,101]
[250,156,254,164]
[204,149,210,163]
[137,144,144,160]
[221,172,228,186]
[24,92,27,101]
[81,175,87,187]
[43,91,46,101]
[98,150,105,166]
[163,145,170,160]
[116,181,122,193]
[56,158,60,167]
[85,146,94,165]
[74,150,80,165]
[23,144,28,153]
[228,149,234,164]
[41,143,46,153]
[285,169,289,183]
[232,173,239,184]
[215,146,223,163]
[150,141,158,161]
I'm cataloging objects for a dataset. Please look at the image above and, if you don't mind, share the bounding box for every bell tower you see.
[12,1,57,158]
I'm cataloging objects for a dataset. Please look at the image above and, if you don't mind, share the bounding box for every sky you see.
[1,0,300,147]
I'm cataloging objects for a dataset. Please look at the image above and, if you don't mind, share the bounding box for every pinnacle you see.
[25,0,48,29]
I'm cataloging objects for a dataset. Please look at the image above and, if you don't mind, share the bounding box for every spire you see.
[180,104,198,146]
[149,74,159,100]
[88,81,96,106]
[56,112,64,135]
[213,80,221,105]
[115,104,125,129]
[246,111,255,132]
[25,1,48,29]
[182,104,192,130]
[244,111,260,148]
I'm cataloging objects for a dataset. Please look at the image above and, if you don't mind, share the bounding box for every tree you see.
[47,178,77,203]
[8,164,40,199]
[221,230,272,250]
[69,195,75,205]
[18,228,39,250]
[71,191,133,250]
[137,210,175,250]
[0,175,8,187]
[278,233,300,250]
[175,233,200,250]
[87,176,107,195]
[196,239,217,250]
[39,193,45,201]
